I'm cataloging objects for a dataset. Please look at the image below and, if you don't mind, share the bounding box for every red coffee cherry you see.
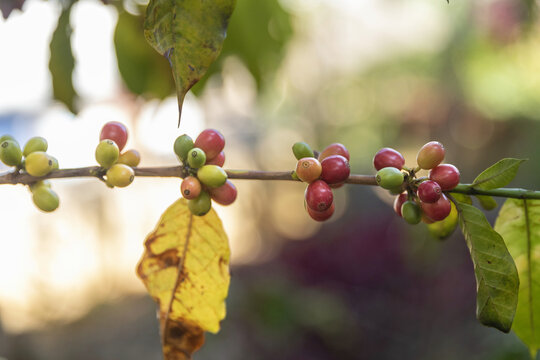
[206,151,225,166]
[208,180,237,205]
[305,180,333,211]
[307,202,335,222]
[421,194,451,221]
[319,143,350,162]
[194,129,225,160]
[373,147,405,171]
[417,180,442,203]
[393,192,408,217]
[181,176,202,200]
[429,164,460,191]
[296,157,322,183]
[417,141,445,170]
[320,155,350,184]
[100,121,128,151]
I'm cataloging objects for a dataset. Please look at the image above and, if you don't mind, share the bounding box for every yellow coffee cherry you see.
[106,163,135,187]
[25,151,54,177]
[118,149,141,167]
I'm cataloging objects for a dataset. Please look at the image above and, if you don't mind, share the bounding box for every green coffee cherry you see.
[188,191,212,216]
[95,139,119,168]
[376,167,404,190]
[401,201,421,225]
[49,156,59,170]
[187,148,206,168]
[0,135,17,144]
[291,170,300,181]
[30,180,52,191]
[427,202,458,240]
[25,151,54,177]
[32,186,59,212]
[174,134,194,162]
[0,140,22,166]
[106,163,135,187]
[292,142,314,160]
[197,165,227,188]
[23,136,48,156]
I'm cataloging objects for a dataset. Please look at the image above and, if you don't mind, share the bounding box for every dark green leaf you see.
[495,199,540,357]
[144,0,236,124]
[456,202,519,333]
[472,158,526,190]
[476,195,498,211]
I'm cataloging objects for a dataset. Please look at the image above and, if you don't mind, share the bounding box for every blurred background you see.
[0,0,539,358]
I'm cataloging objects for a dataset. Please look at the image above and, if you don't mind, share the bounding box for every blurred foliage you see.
[0,0,25,19]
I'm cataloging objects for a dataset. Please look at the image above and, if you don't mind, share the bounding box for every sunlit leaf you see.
[476,195,498,211]
[137,198,230,359]
[456,202,519,332]
[144,0,236,124]
[495,199,540,357]
[472,158,526,190]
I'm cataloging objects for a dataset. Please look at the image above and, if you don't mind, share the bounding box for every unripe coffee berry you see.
[194,129,225,160]
[421,194,451,221]
[174,134,194,162]
[0,135,17,144]
[209,180,237,205]
[427,202,458,239]
[292,142,315,160]
[429,164,460,191]
[100,121,128,151]
[49,156,59,170]
[95,140,119,168]
[373,147,405,171]
[181,176,202,200]
[296,157,322,183]
[401,201,421,224]
[305,180,333,212]
[32,186,59,212]
[187,148,206,168]
[25,151,54,177]
[393,193,408,217]
[417,180,442,203]
[307,202,335,222]
[30,180,52,191]
[23,136,48,156]
[319,143,350,162]
[188,191,212,216]
[197,165,228,188]
[118,149,141,167]
[417,141,445,170]
[320,155,350,184]
[376,167,404,190]
[106,164,135,187]
[206,151,225,166]
[0,140,22,166]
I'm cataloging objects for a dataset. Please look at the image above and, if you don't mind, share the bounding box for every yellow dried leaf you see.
[137,198,230,359]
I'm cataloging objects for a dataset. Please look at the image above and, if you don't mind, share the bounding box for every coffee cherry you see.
[401,201,421,224]
[25,151,54,176]
[194,129,225,160]
[305,180,333,211]
[174,134,194,162]
[307,202,335,222]
[106,164,135,187]
[429,164,460,191]
[23,137,48,156]
[0,140,22,166]
[30,180,52,191]
[187,148,206,168]
[421,213,435,224]
[181,176,202,200]
[292,142,315,160]
[417,141,445,170]
[373,148,405,171]
[427,202,458,240]
[208,180,237,205]
[206,151,225,166]
[0,135,17,144]
[49,156,59,170]
[296,157,322,183]
[421,194,451,221]
[95,140,119,168]
[197,165,228,188]
[320,155,350,184]
[393,193,408,217]
[32,186,59,212]
[188,190,212,216]
[100,121,128,151]
[376,167,404,190]
[118,149,141,167]
[319,143,350,162]
[417,180,442,203]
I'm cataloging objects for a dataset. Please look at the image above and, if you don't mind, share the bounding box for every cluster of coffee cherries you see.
[374,141,460,225]
[0,134,60,212]
[292,142,351,222]
[173,129,237,216]
[95,122,141,188]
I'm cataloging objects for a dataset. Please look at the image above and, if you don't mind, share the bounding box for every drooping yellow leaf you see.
[137,198,230,359]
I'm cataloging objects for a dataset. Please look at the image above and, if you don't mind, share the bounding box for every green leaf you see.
[144,0,236,124]
[476,195,498,211]
[452,193,473,205]
[49,3,78,113]
[495,199,540,357]
[456,202,519,333]
[472,158,526,190]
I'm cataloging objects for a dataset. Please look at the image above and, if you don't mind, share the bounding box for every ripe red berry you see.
[194,129,225,160]
[373,147,405,171]
[305,180,333,211]
[307,202,335,222]
[421,194,451,221]
[319,143,350,162]
[320,155,350,184]
[393,193,408,217]
[296,157,322,183]
[206,151,225,166]
[208,180,237,205]
[100,121,128,151]
[417,141,445,170]
[417,180,442,203]
[181,176,202,200]
[429,164,460,191]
